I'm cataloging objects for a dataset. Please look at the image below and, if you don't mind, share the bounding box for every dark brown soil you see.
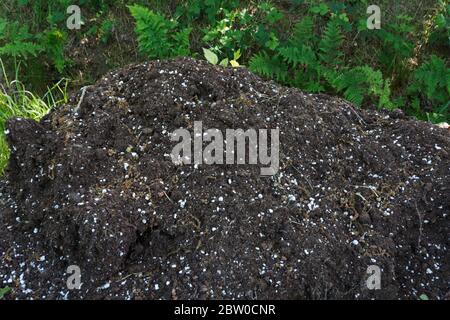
[0,57,449,300]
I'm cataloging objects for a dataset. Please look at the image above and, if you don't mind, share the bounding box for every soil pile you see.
[0,57,449,299]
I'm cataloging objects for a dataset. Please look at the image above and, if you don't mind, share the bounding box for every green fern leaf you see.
[319,19,344,65]
[129,4,188,59]
[278,45,316,67]
[0,41,42,57]
[409,55,449,104]
[333,66,392,109]
[249,52,288,82]
[172,27,192,57]
[293,16,314,44]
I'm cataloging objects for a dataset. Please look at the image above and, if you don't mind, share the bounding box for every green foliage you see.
[310,3,330,16]
[293,16,315,44]
[128,4,191,59]
[41,29,69,73]
[249,52,288,82]
[407,55,450,121]
[259,2,284,25]
[367,13,416,90]
[244,2,447,122]
[0,1,71,73]
[278,45,316,68]
[203,47,241,67]
[203,48,219,65]
[175,0,240,24]
[428,1,449,48]
[333,66,393,109]
[318,19,344,66]
[1,0,448,123]
[201,7,254,58]
[246,12,398,108]
[0,286,11,299]
[0,0,129,88]
[0,18,42,58]
[408,55,450,105]
[99,18,115,44]
[247,13,395,110]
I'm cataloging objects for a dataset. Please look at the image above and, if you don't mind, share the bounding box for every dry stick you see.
[352,185,380,197]
[117,272,142,282]
[415,201,423,250]
[355,192,369,203]
[74,86,90,113]
[346,103,366,125]
[163,191,174,203]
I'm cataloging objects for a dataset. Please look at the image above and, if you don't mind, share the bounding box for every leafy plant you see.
[99,18,115,44]
[408,55,450,105]
[318,18,344,66]
[202,7,254,58]
[128,4,192,59]
[203,48,241,67]
[249,52,288,82]
[310,3,330,16]
[333,66,393,109]
[406,55,450,122]
[1,0,448,124]
[203,48,219,64]
[0,18,42,58]
[175,0,240,24]
[41,29,69,73]
[376,15,415,76]
[428,1,450,48]
[248,12,398,110]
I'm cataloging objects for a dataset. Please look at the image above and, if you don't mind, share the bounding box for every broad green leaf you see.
[219,58,229,66]
[233,49,241,61]
[230,60,240,68]
[203,48,218,65]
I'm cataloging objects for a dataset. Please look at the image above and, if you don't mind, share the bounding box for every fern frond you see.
[249,52,274,77]
[333,66,392,109]
[171,27,192,57]
[408,55,449,105]
[0,18,42,58]
[278,45,316,68]
[0,41,42,58]
[128,4,182,59]
[293,16,314,44]
[249,52,288,82]
[319,19,344,65]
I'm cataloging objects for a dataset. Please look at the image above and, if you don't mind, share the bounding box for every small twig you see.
[163,191,174,203]
[415,201,423,249]
[346,104,366,125]
[195,239,202,251]
[288,217,302,226]
[352,185,380,198]
[74,86,90,113]
[117,272,142,282]
[355,192,369,203]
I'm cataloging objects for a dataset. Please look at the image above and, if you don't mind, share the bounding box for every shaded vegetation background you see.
[0,0,449,173]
